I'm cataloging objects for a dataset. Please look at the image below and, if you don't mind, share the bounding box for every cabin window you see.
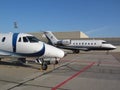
[2,37,6,42]
[94,43,96,45]
[91,43,93,45]
[23,37,28,42]
[18,37,21,42]
[82,43,84,45]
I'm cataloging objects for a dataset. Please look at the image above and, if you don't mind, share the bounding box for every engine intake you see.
[57,39,71,45]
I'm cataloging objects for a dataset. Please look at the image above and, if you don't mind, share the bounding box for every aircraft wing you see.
[0,50,11,56]
[57,46,89,51]
[0,50,23,58]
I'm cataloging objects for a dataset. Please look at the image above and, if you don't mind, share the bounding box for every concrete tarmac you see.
[0,51,120,90]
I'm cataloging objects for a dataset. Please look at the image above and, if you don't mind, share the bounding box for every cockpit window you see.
[23,37,28,42]
[102,42,107,44]
[26,36,40,43]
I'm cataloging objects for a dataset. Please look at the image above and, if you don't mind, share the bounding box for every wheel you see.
[0,58,1,64]
[73,50,79,54]
[41,62,48,70]
[55,60,58,64]
[18,58,27,64]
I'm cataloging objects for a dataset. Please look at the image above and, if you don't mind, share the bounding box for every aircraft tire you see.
[41,62,48,70]
[73,50,79,54]
[55,60,58,64]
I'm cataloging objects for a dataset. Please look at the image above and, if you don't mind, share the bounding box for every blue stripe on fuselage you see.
[23,43,45,57]
[12,33,19,52]
[14,43,45,57]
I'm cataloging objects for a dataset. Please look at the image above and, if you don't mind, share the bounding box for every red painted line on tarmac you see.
[51,62,95,90]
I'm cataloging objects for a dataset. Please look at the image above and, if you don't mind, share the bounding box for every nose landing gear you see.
[35,58,48,70]
[35,58,59,70]
[41,62,48,70]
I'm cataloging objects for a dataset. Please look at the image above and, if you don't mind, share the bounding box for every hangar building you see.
[29,31,120,46]
[29,31,89,42]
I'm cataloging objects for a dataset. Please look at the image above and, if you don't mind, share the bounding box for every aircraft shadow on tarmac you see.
[0,61,40,70]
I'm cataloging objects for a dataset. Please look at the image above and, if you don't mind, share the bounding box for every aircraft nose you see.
[44,43,65,58]
[102,44,116,50]
[107,44,116,50]
[111,45,116,50]
[56,48,65,58]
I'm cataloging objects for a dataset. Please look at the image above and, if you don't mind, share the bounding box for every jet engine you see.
[57,39,71,45]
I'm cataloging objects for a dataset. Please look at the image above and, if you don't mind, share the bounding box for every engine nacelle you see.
[57,39,71,45]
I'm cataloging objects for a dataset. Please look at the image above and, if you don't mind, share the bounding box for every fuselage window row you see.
[73,42,97,46]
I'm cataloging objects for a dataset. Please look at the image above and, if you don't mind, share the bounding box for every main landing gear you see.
[73,50,80,54]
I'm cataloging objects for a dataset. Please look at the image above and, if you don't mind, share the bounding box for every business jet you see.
[0,33,65,70]
[44,31,116,53]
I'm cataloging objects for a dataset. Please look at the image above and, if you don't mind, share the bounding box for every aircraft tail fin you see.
[44,31,59,45]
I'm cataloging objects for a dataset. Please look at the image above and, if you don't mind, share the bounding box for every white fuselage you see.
[44,31,116,52]
[64,40,116,50]
[44,31,116,54]
[0,33,64,58]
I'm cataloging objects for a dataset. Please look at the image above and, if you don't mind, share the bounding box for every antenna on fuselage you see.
[14,22,18,29]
